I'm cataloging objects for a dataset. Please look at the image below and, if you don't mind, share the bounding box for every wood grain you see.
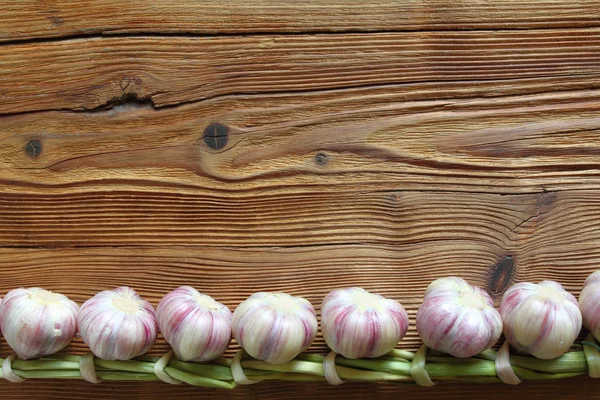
[0,241,594,356]
[2,379,600,400]
[2,30,600,114]
[0,190,533,247]
[3,84,600,195]
[1,0,600,42]
[0,187,595,251]
[2,0,600,398]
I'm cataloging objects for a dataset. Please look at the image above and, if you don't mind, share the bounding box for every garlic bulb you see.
[0,288,78,359]
[156,286,232,362]
[580,271,600,341]
[232,292,318,364]
[78,287,157,360]
[500,280,581,359]
[321,287,409,359]
[416,277,502,358]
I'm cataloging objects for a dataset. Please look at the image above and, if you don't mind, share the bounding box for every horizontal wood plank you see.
[3,85,600,195]
[2,1,600,398]
[1,0,600,42]
[1,30,600,114]
[0,242,595,356]
[0,188,596,249]
[0,243,597,398]
[2,379,600,400]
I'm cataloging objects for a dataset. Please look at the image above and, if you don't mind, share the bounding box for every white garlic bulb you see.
[78,287,157,360]
[156,286,232,362]
[321,287,409,359]
[232,292,318,364]
[500,280,582,359]
[0,288,78,359]
[416,277,502,358]
[579,271,600,341]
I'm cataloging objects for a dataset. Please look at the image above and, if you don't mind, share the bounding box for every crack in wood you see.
[1,73,599,118]
[511,191,555,234]
[4,25,600,47]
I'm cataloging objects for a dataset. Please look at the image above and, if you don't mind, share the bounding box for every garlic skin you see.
[0,288,78,359]
[580,271,600,341]
[416,277,502,358]
[500,280,582,359]
[232,292,318,364]
[321,287,408,359]
[78,287,157,360]
[156,286,232,362]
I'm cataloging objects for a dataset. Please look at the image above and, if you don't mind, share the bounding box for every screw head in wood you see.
[203,123,228,150]
[25,138,42,158]
[315,152,329,166]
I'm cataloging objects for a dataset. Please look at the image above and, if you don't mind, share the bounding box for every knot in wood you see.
[489,255,514,295]
[315,152,329,166]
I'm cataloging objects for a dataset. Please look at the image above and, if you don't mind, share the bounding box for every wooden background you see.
[1,0,600,398]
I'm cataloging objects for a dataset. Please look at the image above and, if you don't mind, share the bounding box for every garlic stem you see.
[242,359,411,382]
[247,372,324,382]
[168,360,234,381]
[161,367,234,388]
[96,371,159,381]
[16,370,82,379]
[583,334,600,378]
[332,357,411,376]
[386,349,415,361]
[0,346,595,387]
[508,352,587,373]
[11,359,80,371]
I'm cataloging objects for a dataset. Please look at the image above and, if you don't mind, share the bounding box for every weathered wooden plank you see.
[0,189,583,248]
[2,86,600,195]
[1,30,600,114]
[0,244,489,354]
[0,241,594,355]
[1,0,600,42]
[0,242,597,399]
[1,2,599,398]
[2,379,600,400]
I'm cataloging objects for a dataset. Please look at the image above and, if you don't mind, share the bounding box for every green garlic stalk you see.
[1,339,598,388]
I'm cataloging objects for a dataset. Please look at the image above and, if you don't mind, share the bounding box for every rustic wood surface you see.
[1,0,600,398]
[2,0,600,41]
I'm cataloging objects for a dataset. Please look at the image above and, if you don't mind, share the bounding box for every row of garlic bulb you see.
[1,272,599,365]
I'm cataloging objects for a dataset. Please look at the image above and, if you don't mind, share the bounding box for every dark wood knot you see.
[203,123,228,150]
[315,152,329,166]
[489,255,514,295]
[25,138,42,158]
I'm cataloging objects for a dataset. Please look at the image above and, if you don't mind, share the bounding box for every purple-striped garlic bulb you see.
[78,287,157,360]
[0,288,79,359]
[500,280,581,359]
[416,277,502,358]
[580,271,600,341]
[321,287,409,359]
[156,286,232,362]
[232,292,318,364]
